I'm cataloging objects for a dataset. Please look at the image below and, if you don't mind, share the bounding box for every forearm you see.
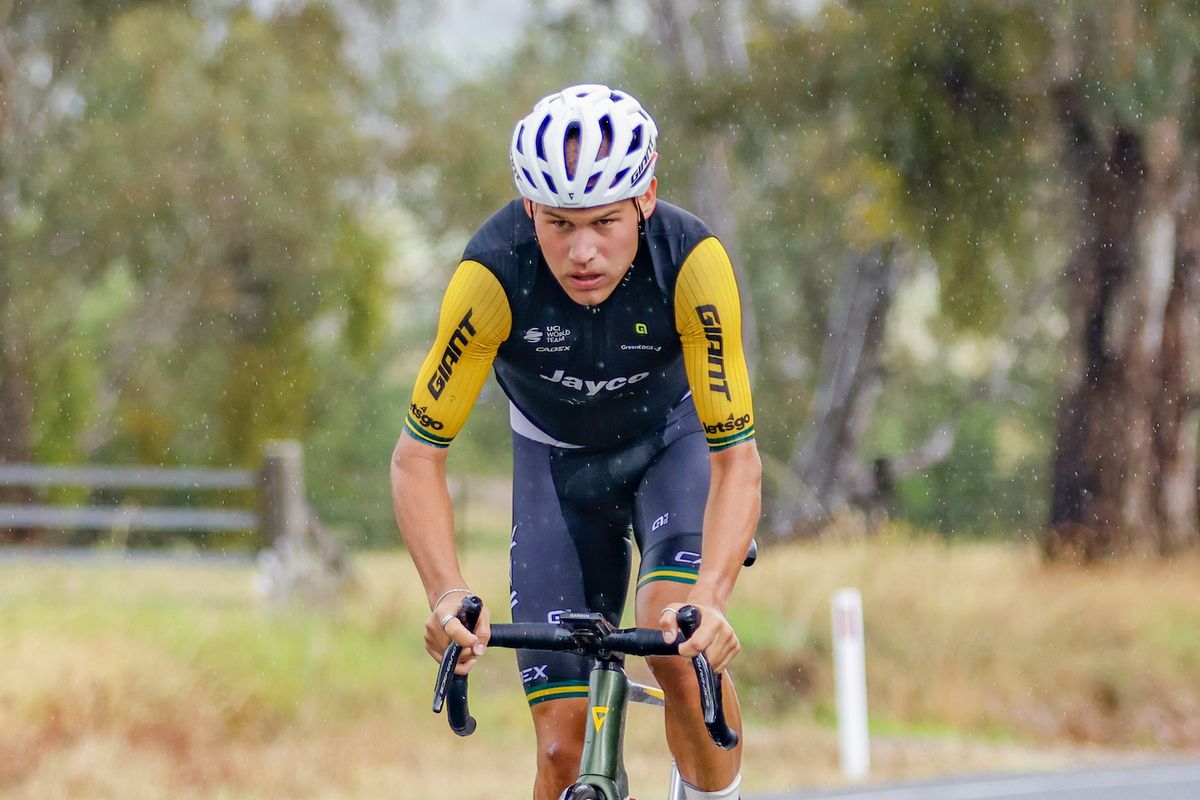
[691,441,762,611]
[390,435,468,608]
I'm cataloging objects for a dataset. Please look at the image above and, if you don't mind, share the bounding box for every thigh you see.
[632,420,710,592]
[511,433,631,707]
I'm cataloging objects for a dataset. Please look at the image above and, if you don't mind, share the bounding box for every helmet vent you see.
[515,124,525,154]
[586,172,602,192]
[609,167,630,189]
[563,121,582,179]
[535,115,552,161]
[597,115,613,159]
[627,124,642,155]
[542,172,558,194]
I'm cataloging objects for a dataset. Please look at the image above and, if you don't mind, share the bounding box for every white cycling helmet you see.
[510,84,659,208]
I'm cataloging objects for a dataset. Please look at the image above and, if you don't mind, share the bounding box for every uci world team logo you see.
[525,325,571,344]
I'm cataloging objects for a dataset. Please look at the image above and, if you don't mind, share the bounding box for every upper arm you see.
[404,260,512,448]
[674,237,756,451]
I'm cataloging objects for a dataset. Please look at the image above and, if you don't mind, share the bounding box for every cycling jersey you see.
[404,199,755,452]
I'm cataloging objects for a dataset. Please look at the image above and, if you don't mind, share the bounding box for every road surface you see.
[751,762,1200,800]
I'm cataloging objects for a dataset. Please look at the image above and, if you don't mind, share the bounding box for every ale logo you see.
[592,706,609,732]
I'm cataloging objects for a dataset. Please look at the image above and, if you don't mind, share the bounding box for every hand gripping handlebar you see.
[675,605,739,750]
[431,596,739,750]
[430,594,482,736]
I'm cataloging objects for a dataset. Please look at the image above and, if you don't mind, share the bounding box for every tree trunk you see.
[652,0,759,367]
[1156,179,1200,554]
[1047,87,1200,559]
[0,280,38,543]
[769,245,901,538]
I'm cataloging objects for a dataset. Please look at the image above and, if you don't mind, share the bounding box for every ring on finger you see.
[439,612,457,630]
[660,607,678,616]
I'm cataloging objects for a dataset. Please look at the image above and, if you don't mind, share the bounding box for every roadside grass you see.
[2,527,1198,798]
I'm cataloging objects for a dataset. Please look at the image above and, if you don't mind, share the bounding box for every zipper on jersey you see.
[586,302,601,372]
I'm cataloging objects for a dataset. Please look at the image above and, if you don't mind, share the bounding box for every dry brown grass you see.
[2,531,1198,798]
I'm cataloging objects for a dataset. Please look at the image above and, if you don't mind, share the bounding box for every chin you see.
[559,281,614,306]
[569,289,612,306]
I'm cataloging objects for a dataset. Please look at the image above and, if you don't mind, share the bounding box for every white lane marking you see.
[790,764,1200,800]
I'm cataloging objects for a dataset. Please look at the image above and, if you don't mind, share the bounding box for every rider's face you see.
[526,179,657,306]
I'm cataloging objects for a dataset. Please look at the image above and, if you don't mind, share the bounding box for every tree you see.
[0,1,389,542]
[732,0,1051,537]
[0,0,171,537]
[1044,1,1200,558]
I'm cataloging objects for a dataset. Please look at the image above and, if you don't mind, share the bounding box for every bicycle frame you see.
[578,662,631,799]
[432,600,737,800]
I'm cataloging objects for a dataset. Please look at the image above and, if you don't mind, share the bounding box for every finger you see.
[454,652,478,676]
[659,605,680,644]
[425,625,451,661]
[678,622,714,658]
[444,618,481,650]
[473,607,492,656]
[708,633,741,674]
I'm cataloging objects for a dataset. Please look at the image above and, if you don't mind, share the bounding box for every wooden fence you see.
[0,440,307,545]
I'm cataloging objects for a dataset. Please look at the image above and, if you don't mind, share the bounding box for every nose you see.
[567,230,598,265]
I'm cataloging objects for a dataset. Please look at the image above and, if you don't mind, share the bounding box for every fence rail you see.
[0,464,256,491]
[0,442,304,543]
[0,505,257,532]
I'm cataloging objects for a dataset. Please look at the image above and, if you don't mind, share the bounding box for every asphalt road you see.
[751,762,1200,800]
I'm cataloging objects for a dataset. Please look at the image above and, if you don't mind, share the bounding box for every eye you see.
[550,219,572,231]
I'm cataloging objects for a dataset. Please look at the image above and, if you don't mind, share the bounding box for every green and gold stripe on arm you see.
[707,424,756,452]
[404,414,454,448]
[526,681,590,706]
[637,567,699,589]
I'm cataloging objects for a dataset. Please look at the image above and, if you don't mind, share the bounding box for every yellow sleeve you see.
[674,237,756,451]
[405,260,512,447]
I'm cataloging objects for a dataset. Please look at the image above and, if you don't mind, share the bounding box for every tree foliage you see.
[5,2,386,469]
[3,0,1196,551]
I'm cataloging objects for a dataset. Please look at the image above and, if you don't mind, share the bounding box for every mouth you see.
[567,273,605,291]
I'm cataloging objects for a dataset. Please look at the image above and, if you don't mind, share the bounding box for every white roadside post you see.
[832,587,870,781]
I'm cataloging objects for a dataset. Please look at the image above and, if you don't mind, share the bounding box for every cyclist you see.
[391,83,761,800]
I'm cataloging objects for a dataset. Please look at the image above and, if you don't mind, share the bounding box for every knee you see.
[538,732,583,780]
[648,653,695,693]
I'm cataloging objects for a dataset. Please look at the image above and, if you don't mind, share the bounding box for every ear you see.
[635,177,658,219]
[523,199,536,219]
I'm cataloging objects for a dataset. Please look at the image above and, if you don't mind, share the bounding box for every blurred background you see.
[2,0,1199,797]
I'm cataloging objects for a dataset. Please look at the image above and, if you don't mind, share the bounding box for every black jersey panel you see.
[461,200,717,449]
